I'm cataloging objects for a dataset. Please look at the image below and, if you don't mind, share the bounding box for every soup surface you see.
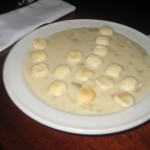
[24,26,150,115]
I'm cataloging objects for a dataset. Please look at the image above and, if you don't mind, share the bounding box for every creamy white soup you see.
[24,26,150,115]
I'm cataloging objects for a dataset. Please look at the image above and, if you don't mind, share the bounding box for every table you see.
[0,0,150,149]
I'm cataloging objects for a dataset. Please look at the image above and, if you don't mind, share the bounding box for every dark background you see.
[64,0,150,34]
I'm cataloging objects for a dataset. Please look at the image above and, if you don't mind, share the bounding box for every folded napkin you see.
[0,0,76,52]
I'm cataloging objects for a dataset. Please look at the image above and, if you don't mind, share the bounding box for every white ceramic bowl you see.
[3,19,150,135]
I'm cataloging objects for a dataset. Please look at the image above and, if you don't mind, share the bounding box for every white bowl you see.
[3,19,150,135]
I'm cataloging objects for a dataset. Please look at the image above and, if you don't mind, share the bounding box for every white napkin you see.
[0,0,76,52]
